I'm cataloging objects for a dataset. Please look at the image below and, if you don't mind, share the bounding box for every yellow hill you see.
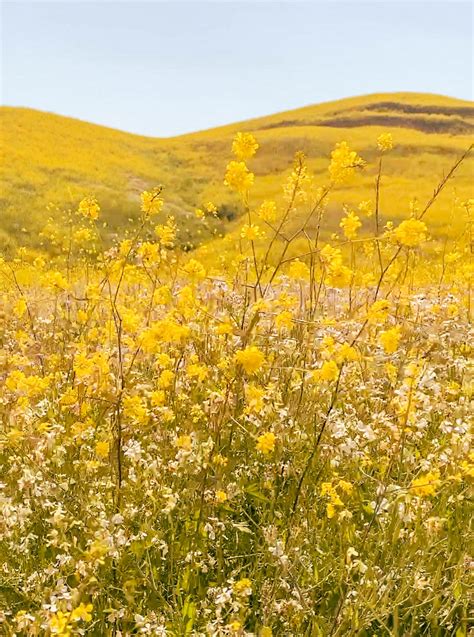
[1,92,473,253]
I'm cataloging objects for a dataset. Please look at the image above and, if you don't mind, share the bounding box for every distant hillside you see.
[1,92,473,252]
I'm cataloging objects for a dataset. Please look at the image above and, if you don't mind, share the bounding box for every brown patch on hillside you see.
[261,113,474,135]
[317,115,473,135]
[349,101,474,118]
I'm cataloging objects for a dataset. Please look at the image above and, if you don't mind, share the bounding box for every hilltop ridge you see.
[175,92,474,138]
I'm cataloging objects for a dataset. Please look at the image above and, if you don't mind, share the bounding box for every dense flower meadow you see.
[0,133,472,636]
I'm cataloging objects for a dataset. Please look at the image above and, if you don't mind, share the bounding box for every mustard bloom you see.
[175,434,192,451]
[232,132,259,160]
[235,346,265,374]
[233,577,252,596]
[367,299,391,324]
[411,470,440,497]
[394,218,428,247]
[377,132,394,152]
[256,431,276,454]
[329,141,365,183]
[319,360,339,381]
[70,603,93,622]
[257,200,277,222]
[224,160,254,193]
[183,258,206,281]
[215,489,228,503]
[78,196,100,220]
[288,259,310,281]
[358,200,374,217]
[95,441,110,459]
[240,224,262,240]
[141,187,164,216]
[340,211,362,240]
[379,326,401,354]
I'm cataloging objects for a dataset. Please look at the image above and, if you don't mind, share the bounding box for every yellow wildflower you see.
[224,161,254,193]
[158,369,175,389]
[13,298,28,318]
[216,321,234,336]
[340,211,362,240]
[175,434,192,451]
[235,346,265,374]
[275,310,293,330]
[241,224,262,240]
[95,441,110,459]
[183,258,206,281]
[6,428,25,445]
[141,319,190,351]
[377,132,394,152]
[245,383,265,413]
[60,387,78,406]
[78,196,100,220]
[70,603,93,622]
[337,479,353,494]
[320,244,342,267]
[141,187,164,216]
[367,299,391,324]
[319,360,339,382]
[232,132,259,160]
[233,577,252,596]
[73,227,94,244]
[326,263,352,288]
[460,453,474,479]
[358,200,373,217]
[288,259,310,281]
[123,395,149,424]
[411,470,440,497]
[385,362,398,384]
[337,343,358,363]
[213,453,228,468]
[326,502,337,519]
[394,218,428,247]
[257,200,277,222]
[151,389,166,407]
[138,241,161,265]
[215,489,228,503]
[379,326,401,354]
[49,611,71,636]
[256,431,276,454]
[329,141,365,183]
[205,201,218,216]
[187,362,208,382]
[155,216,176,247]
[321,481,344,518]
[43,270,69,290]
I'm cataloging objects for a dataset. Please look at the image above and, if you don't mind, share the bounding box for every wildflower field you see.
[0,130,473,636]
[2,93,474,253]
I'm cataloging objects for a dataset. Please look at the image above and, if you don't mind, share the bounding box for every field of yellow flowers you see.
[0,132,473,636]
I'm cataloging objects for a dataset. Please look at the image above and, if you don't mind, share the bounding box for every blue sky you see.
[1,1,472,136]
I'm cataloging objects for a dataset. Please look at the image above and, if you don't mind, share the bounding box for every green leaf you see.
[245,482,270,502]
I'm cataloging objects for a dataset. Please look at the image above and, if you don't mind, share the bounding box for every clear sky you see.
[1,1,472,137]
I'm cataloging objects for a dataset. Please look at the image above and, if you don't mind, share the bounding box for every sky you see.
[1,1,472,137]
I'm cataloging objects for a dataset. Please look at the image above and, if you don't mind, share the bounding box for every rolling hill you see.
[1,92,473,254]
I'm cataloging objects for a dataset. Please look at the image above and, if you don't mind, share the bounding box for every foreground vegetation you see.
[0,131,473,636]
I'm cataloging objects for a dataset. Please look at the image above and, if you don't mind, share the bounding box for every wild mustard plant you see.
[0,132,472,636]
